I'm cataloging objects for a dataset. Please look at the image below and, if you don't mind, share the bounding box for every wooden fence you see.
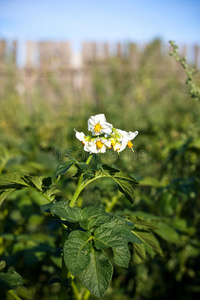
[0,40,199,92]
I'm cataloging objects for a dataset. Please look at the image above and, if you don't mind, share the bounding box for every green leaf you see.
[0,269,23,290]
[40,200,82,222]
[113,171,139,185]
[0,173,54,205]
[82,205,106,219]
[97,216,142,244]
[0,189,15,206]
[80,205,112,230]
[0,172,28,188]
[80,214,113,231]
[139,177,166,188]
[132,230,163,256]
[132,243,147,264]
[155,222,180,243]
[0,261,6,271]
[130,216,159,230]
[94,227,130,268]
[63,230,92,276]
[56,160,76,180]
[23,175,44,191]
[79,248,113,298]
[101,166,139,204]
[13,286,32,300]
[73,162,95,181]
[114,177,136,203]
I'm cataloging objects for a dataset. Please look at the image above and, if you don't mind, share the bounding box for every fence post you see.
[194,45,199,68]
[12,40,17,65]
[116,43,122,58]
[0,40,6,66]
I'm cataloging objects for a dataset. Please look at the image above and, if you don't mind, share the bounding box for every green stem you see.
[69,154,93,208]
[7,290,22,300]
[83,289,91,300]
[71,281,81,300]
[58,226,71,300]
[106,193,119,213]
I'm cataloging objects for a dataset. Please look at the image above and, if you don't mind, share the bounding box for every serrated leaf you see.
[56,160,76,179]
[94,227,130,267]
[0,172,29,189]
[63,230,92,276]
[0,173,30,206]
[132,230,163,256]
[40,200,82,222]
[0,269,23,290]
[79,248,113,298]
[0,173,54,205]
[22,175,43,191]
[133,243,146,264]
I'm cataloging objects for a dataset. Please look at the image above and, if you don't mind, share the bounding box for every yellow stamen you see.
[94,123,102,133]
[96,141,104,148]
[127,141,133,148]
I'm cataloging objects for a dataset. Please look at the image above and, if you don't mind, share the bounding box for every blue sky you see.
[0,0,199,59]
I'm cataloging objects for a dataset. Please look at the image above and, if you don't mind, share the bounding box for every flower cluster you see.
[75,114,138,154]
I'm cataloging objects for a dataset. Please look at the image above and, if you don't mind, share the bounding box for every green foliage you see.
[0,262,32,299]
[0,39,200,300]
[0,172,58,206]
[0,268,23,290]
[169,40,200,101]
[41,200,161,298]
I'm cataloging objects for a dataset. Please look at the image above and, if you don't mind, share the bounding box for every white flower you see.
[88,114,113,136]
[86,137,111,154]
[110,129,138,152]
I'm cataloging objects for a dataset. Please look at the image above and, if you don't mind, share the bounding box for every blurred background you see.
[0,1,200,299]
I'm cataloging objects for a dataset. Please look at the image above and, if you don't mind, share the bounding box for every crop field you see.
[0,41,200,300]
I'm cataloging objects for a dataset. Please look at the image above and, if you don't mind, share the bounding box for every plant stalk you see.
[59,154,93,299]
[69,154,93,207]
[7,290,22,300]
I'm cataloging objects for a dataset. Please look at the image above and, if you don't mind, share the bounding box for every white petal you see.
[87,141,98,154]
[75,130,85,142]
[95,114,106,123]
[113,142,122,152]
[128,131,138,140]
[104,139,112,147]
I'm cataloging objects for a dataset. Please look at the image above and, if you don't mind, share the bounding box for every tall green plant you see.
[0,114,163,300]
[169,40,200,101]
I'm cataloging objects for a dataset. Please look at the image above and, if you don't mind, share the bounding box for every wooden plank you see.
[194,45,199,67]
[0,40,6,65]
